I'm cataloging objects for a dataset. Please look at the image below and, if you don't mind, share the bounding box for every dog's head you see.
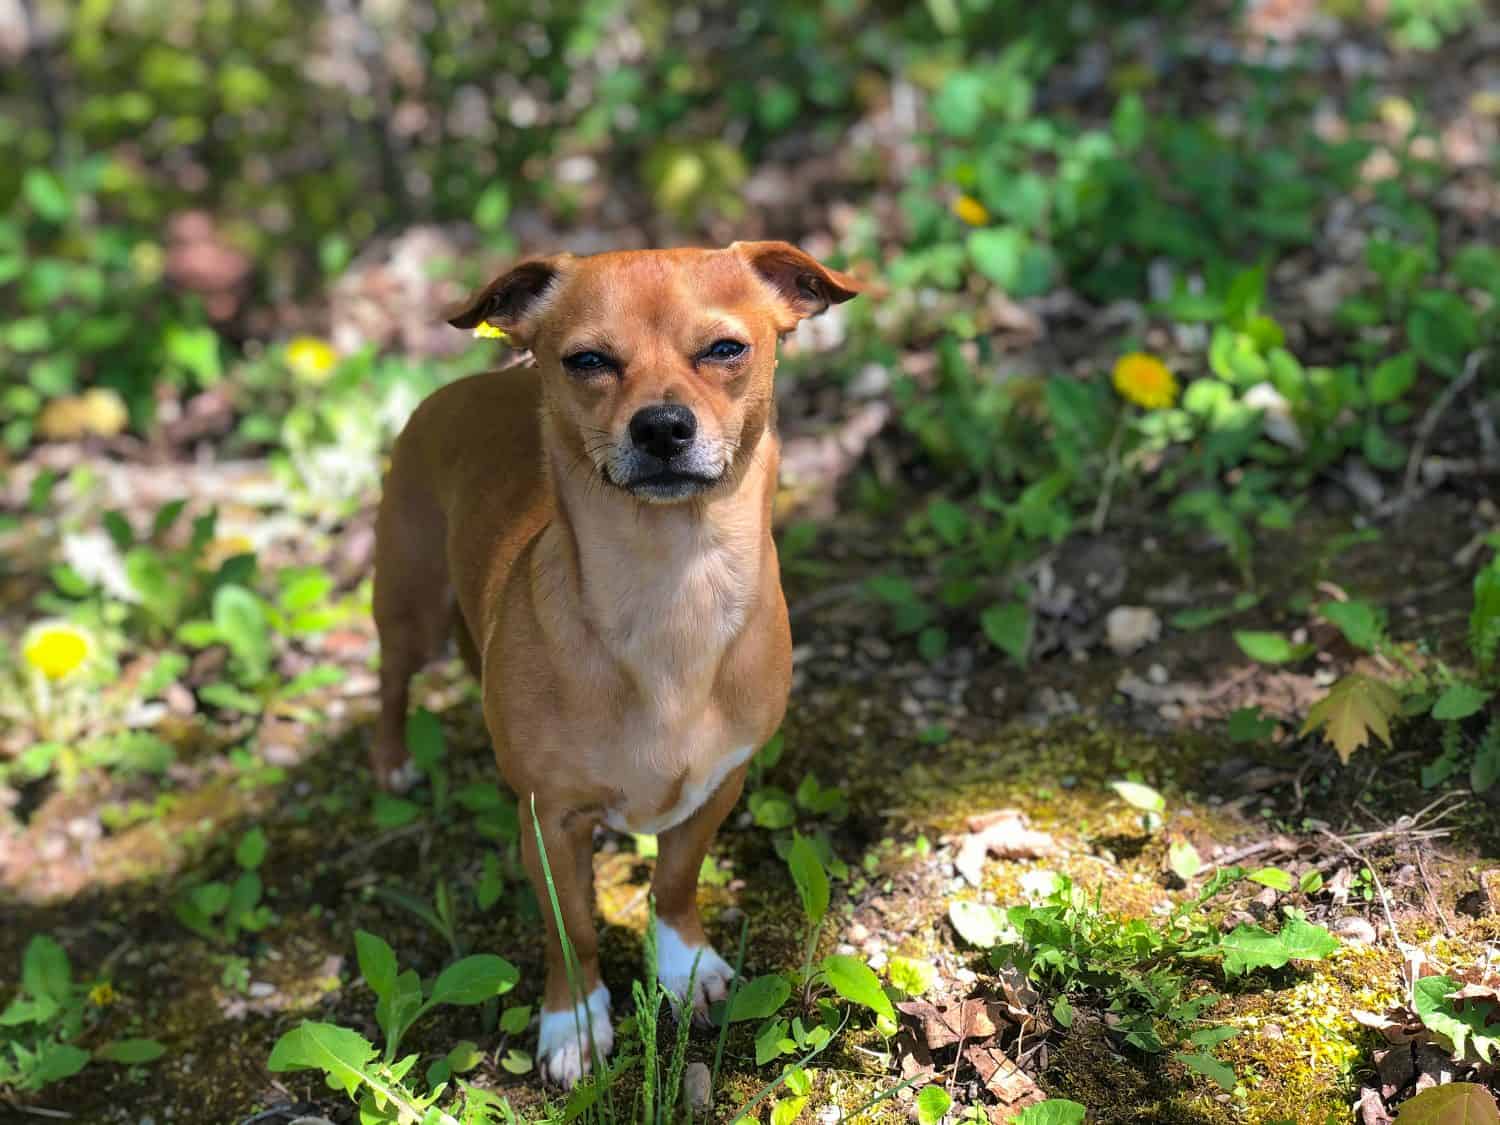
[448,243,860,503]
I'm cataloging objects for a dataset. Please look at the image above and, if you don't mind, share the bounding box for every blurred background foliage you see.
[0,0,1212,444]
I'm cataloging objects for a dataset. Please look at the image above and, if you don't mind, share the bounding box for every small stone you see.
[867,950,887,972]
[1332,916,1378,944]
[1104,606,1162,656]
[1147,663,1170,686]
[847,922,870,943]
[248,981,276,999]
[1158,703,1184,721]
[1262,1023,1284,1040]
[683,1062,711,1111]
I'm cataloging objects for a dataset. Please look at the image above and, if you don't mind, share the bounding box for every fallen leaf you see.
[1301,673,1401,764]
[1351,1008,1425,1045]
[955,810,1056,885]
[896,998,1007,1051]
[1356,1085,1393,1125]
[966,1044,1044,1112]
[993,965,1041,1024]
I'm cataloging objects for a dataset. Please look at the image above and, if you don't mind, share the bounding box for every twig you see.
[1414,843,1454,940]
[334,820,426,868]
[2,1102,73,1120]
[1208,836,1295,871]
[1316,828,1416,1004]
[1378,349,1491,520]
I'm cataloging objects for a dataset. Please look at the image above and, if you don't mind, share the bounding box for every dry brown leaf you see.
[1351,1008,1425,1045]
[896,998,1005,1051]
[966,1044,1043,1114]
[955,810,1056,885]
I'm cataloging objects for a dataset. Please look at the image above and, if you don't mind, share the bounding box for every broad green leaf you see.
[1394,1082,1500,1124]
[1433,683,1492,721]
[428,954,519,1006]
[927,499,969,547]
[1168,841,1203,881]
[95,1038,166,1064]
[916,1084,953,1125]
[770,1096,808,1125]
[787,833,829,928]
[749,788,796,830]
[23,169,71,223]
[198,681,262,714]
[235,827,268,870]
[212,584,270,682]
[1110,780,1165,814]
[724,974,792,1023]
[499,1048,533,1075]
[1320,600,1384,653]
[476,852,505,911]
[500,1004,532,1034]
[31,1043,90,1087]
[1301,673,1401,764]
[1014,1100,1088,1125]
[1370,352,1418,405]
[820,954,894,1023]
[1174,1050,1235,1091]
[1219,913,1337,976]
[1226,707,1276,743]
[22,935,71,1003]
[1247,868,1293,892]
[1233,631,1312,664]
[372,793,422,828]
[949,900,1009,948]
[355,930,398,1002]
[267,1020,379,1097]
[981,601,1031,666]
[1413,976,1500,1063]
[407,707,446,771]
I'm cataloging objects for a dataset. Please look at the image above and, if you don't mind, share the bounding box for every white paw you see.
[538,984,613,1088]
[655,920,734,1026]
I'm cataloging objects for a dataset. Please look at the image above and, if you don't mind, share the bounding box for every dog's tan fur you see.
[371,243,859,1083]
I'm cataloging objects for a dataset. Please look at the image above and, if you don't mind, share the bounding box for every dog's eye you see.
[563,351,611,373]
[703,339,747,361]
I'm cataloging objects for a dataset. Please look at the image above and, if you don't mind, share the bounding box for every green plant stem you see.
[710,915,751,1104]
[728,1012,848,1125]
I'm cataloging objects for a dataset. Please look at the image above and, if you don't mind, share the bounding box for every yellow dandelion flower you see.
[22,621,94,682]
[285,336,339,384]
[472,322,509,341]
[1112,352,1179,410]
[88,982,116,1007]
[951,194,990,227]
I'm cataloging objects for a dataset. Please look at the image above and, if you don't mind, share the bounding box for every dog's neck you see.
[535,418,775,675]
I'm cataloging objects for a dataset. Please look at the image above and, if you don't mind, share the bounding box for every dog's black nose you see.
[629,404,697,461]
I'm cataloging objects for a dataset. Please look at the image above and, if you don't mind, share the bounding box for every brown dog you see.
[370,243,859,1085]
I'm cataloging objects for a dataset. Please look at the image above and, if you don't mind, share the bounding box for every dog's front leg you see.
[521,801,612,1087]
[650,765,747,1024]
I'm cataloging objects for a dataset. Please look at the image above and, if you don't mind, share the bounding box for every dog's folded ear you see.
[446,255,572,339]
[732,241,862,326]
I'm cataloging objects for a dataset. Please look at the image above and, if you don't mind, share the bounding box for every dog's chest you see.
[591,546,756,834]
